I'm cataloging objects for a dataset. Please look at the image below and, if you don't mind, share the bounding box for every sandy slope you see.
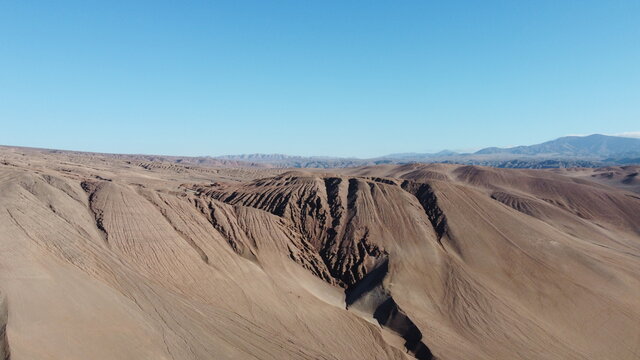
[0,148,639,359]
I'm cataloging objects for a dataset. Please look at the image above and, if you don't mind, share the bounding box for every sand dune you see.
[0,147,639,359]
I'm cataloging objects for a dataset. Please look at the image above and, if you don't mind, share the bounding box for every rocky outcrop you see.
[199,176,392,287]
[401,180,449,242]
[200,175,440,358]
[80,181,110,248]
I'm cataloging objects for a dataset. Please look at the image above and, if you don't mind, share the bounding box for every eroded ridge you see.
[80,180,110,248]
[401,180,449,242]
[199,175,438,359]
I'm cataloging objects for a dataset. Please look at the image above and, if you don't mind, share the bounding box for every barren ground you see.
[1,145,639,360]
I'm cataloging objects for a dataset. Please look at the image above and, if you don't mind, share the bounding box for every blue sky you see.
[1,1,638,157]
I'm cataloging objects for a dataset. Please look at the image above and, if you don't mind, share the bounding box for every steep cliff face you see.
[1,154,639,360]
[197,169,640,359]
[199,175,444,358]
[201,175,394,287]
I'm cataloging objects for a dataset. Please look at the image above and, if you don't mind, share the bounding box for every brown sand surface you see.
[1,146,639,359]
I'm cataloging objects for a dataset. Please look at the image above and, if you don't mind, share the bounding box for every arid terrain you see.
[0,145,639,360]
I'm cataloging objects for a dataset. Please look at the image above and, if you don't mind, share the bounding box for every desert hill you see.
[0,147,639,359]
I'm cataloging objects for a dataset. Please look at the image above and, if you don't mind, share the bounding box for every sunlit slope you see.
[0,156,639,359]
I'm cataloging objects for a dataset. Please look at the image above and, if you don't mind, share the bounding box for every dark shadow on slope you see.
[80,181,111,249]
[346,259,434,360]
[1,294,10,360]
[401,181,448,242]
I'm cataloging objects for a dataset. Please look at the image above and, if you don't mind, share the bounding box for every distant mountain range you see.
[216,134,640,168]
[6,134,638,170]
[474,134,640,157]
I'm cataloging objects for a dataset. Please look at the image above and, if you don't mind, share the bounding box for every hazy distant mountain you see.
[383,150,459,160]
[214,134,640,168]
[474,134,640,157]
[217,154,315,162]
[16,134,635,170]
[216,154,375,168]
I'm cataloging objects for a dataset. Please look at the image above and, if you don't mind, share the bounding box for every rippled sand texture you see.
[0,146,639,359]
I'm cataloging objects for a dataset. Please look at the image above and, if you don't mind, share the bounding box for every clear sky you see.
[1,1,639,158]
